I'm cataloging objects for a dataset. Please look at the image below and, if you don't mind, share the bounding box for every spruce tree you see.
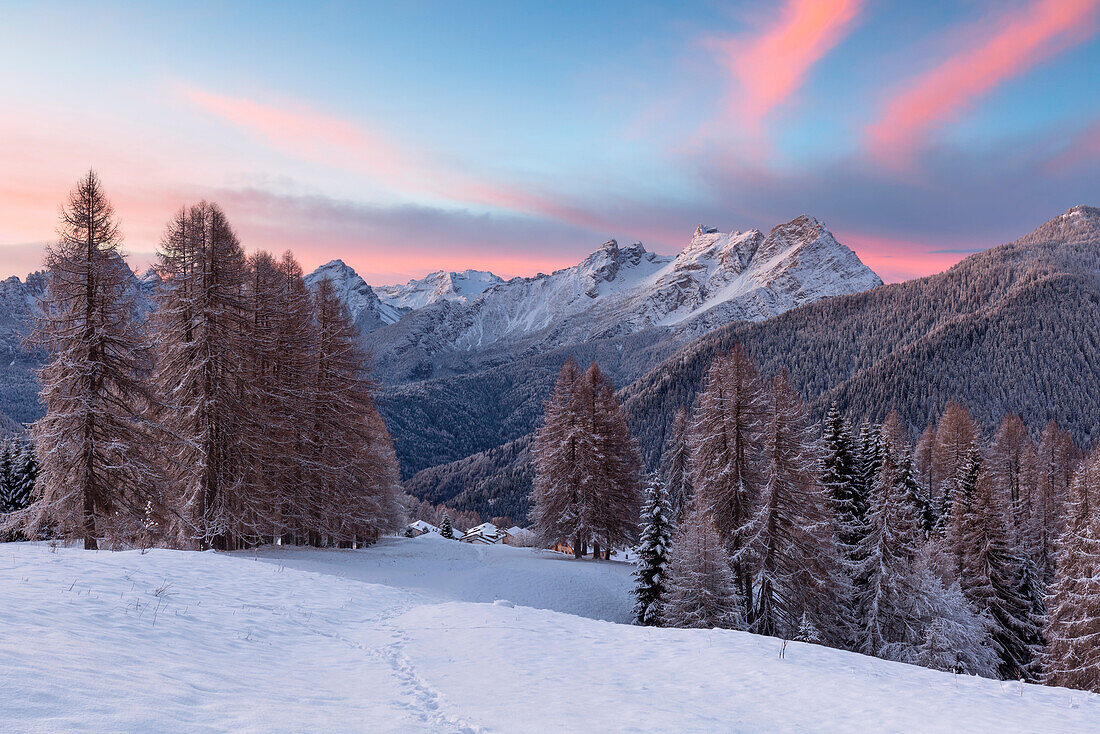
[662,407,693,524]
[663,506,741,629]
[1043,450,1100,693]
[821,404,861,570]
[632,474,674,626]
[440,515,455,539]
[957,470,1042,681]
[856,433,925,658]
[0,440,14,513]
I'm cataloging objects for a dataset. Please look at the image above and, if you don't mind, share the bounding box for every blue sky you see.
[2,0,1099,283]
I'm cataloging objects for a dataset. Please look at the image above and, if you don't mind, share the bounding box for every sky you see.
[2,0,1099,285]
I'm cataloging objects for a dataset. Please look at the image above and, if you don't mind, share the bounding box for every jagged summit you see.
[376,268,505,310]
[305,259,404,332]
[350,215,882,380]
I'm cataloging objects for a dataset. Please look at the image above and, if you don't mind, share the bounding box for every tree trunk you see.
[592,541,601,561]
[604,546,611,560]
[574,534,583,559]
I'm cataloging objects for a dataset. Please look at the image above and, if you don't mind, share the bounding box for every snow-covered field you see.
[1,536,1096,733]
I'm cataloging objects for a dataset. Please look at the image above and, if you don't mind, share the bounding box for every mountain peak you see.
[1018,204,1100,247]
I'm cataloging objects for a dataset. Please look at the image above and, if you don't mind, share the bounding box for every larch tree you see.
[932,402,978,534]
[583,362,642,559]
[988,414,1036,555]
[530,359,641,559]
[152,202,252,549]
[662,406,693,524]
[662,505,741,630]
[26,171,156,549]
[306,277,404,546]
[743,371,846,642]
[689,343,767,617]
[530,358,585,554]
[1043,449,1100,693]
[267,252,319,543]
[914,424,937,526]
[632,474,674,626]
[1032,421,1077,584]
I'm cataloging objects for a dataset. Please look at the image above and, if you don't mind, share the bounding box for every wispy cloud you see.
[716,0,865,137]
[181,84,623,236]
[866,0,1100,168]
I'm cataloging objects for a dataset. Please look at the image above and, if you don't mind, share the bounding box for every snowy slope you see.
[2,538,1096,733]
[305,259,406,334]
[376,270,505,310]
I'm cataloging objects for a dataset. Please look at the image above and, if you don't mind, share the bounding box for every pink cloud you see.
[181,85,624,236]
[718,0,865,136]
[866,0,1100,168]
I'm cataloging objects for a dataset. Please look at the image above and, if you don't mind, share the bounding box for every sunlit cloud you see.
[716,0,865,138]
[866,0,1100,168]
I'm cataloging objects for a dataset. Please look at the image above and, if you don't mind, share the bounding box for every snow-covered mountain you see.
[304,259,406,334]
[375,269,505,310]
[352,216,881,379]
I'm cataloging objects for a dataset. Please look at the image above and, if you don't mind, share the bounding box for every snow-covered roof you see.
[506,526,526,535]
[407,520,440,533]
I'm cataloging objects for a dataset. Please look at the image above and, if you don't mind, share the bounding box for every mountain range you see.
[406,205,1100,522]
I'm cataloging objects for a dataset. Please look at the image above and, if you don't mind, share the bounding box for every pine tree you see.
[795,613,823,644]
[632,474,674,626]
[440,515,455,539]
[821,404,861,569]
[689,344,766,617]
[0,440,15,513]
[855,429,926,659]
[914,424,937,527]
[1043,449,1100,693]
[910,567,998,678]
[663,506,741,629]
[662,407,693,524]
[743,371,846,642]
[854,422,881,531]
[11,441,36,513]
[26,171,156,549]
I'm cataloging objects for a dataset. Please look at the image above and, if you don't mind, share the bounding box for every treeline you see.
[3,171,404,550]
[534,344,1100,693]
